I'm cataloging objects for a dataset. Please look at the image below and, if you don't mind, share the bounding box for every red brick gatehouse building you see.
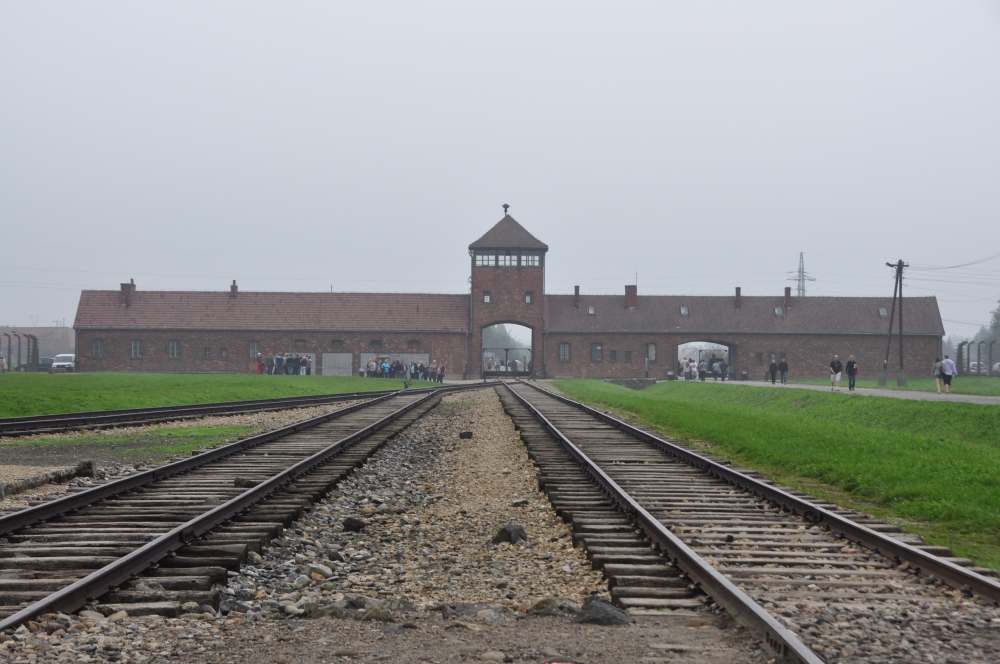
[73,214,944,379]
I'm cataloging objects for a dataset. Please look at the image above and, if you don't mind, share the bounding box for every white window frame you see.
[168,340,181,358]
[92,339,104,358]
[499,254,515,267]
[475,253,496,267]
[249,340,260,358]
[483,292,491,303]
[558,343,570,362]
[646,343,656,361]
[131,339,143,358]
[520,254,539,266]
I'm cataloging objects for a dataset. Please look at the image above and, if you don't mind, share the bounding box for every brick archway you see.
[479,320,535,377]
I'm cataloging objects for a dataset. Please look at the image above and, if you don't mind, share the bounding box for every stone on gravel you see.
[233,477,259,488]
[491,524,527,544]
[571,596,633,626]
[106,610,129,623]
[78,610,104,620]
[220,598,253,614]
[434,602,503,619]
[306,563,333,578]
[478,652,506,662]
[527,596,580,616]
[380,623,407,634]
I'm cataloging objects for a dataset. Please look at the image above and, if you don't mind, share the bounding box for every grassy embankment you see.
[0,373,416,418]
[554,380,1000,570]
[0,374,420,463]
[792,375,1000,396]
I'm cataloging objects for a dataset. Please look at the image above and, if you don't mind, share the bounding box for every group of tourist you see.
[258,353,313,375]
[681,357,729,382]
[485,358,529,372]
[364,358,444,382]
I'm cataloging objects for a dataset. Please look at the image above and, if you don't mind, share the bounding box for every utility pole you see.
[878,260,908,386]
[787,252,816,297]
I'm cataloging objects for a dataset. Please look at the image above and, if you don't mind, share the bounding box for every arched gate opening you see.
[482,323,533,378]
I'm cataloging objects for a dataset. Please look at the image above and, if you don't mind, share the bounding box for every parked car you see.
[994,362,1000,374]
[17,357,54,372]
[51,354,76,371]
[969,362,982,375]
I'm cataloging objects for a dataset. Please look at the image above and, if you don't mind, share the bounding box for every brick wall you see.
[76,329,469,378]
[470,260,545,378]
[542,332,941,380]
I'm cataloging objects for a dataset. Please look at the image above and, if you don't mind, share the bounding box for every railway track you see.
[0,385,478,629]
[0,385,440,437]
[499,381,1000,663]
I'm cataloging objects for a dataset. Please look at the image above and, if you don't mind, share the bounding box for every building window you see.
[878,307,889,317]
[559,343,570,362]
[249,340,260,358]
[370,339,382,348]
[774,307,784,317]
[525,292,533,304]
[408,339,421,348]
[483,292,491,303]
[591,343,602,362]
[131,340,143,358]
[755,352,764,365]
[294,339,307,348]
[499,253,515,267]
[520,253,540,267]
[168,340,181,358]
[609,350,618,363]
[588,306,595,315]
[220,348,228,358]
[331,339,345,348]
[646,343,656,361]
[92,339,104,358]
[475,253,496,267]
[204,347,211,358]
[680,306,689,316]
[624,350,632,363]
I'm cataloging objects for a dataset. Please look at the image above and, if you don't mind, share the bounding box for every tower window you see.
[591,343,602,362]
[483,292,491,303]
[499,253,514,267]
[559,343,570,362]
[520,253,540,267]
[525,292,533,304]
[475,253,496,267]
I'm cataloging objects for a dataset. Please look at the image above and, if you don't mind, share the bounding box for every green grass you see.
[0,374,418,418]
[791,375,1000,396]
[554,379,1000,570]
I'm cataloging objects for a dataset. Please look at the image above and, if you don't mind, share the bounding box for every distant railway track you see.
[0,385,446,437]
[0,384,481,629]
[499,381,1000,663]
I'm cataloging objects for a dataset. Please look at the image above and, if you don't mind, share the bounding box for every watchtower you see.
[469,210,548,377]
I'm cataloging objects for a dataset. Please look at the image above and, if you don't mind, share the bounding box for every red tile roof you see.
[469,215,548,251]
[545,294,944,336]
[74,290,471,331]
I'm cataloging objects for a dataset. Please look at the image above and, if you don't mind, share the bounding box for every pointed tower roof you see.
[469,215,548,251]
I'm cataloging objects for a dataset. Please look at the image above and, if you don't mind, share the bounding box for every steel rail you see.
[0,385,447,437]
[502,381,821,664]
[517,380,1000,603]
[0,384,481,631]
[0,391,400,535]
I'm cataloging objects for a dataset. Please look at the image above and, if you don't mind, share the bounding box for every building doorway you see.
[482,323,533,377]
[677,342,732,380]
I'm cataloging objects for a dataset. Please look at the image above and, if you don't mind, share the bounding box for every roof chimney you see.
[119,278,135,307]
[230,280,238,298]
[784,286,792,310]
[735,287,742,308]
[625,285,637,309]
[574,286,580,309]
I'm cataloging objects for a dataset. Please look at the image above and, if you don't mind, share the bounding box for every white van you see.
[52,354,76,372]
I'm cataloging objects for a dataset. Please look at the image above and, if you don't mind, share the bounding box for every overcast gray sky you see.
[2,2,998,341]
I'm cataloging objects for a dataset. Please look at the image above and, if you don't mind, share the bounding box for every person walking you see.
[845,355,858,391]
[698,359,708,382]
[769,358,778,385]
[829,354,843,391]
[940,354,957,394]
[274,353,285,376]
[719,359,728,381]
[933,357,943,394]
[711,361,720,381]
[256,354,263,375]
[436,363,445,383]
[778,358,789,385]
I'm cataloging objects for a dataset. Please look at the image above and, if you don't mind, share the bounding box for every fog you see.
[2,2,998,338]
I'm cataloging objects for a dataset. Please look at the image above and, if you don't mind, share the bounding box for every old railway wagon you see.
[73,214,944,378]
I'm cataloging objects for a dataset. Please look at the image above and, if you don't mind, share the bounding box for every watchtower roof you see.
[469,215,548,251]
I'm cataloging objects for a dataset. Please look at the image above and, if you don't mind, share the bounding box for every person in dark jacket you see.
[778,358,789,384]
[830,355,843,391]
[769,359,778,384]
[845,355,858,391]
[274,354,284,376]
